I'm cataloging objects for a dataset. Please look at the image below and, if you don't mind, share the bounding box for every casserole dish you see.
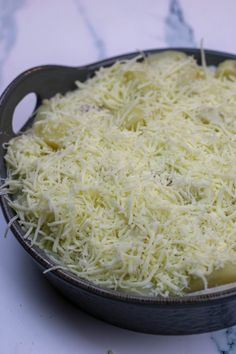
[1,48,236,334]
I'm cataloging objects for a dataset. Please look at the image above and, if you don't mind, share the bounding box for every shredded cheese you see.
[4,51,236,296]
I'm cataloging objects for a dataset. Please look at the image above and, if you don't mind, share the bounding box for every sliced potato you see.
[146,51,187,65]
[189,262,236,292]
[215,60,236,79]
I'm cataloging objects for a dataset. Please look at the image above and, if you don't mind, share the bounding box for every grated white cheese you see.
[4,51,236,296]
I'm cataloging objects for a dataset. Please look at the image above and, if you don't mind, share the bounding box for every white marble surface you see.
[0,1,236,353]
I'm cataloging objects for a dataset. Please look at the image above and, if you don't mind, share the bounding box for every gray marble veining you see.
[165,0,196,47]
[212,327,236,354]
[0,0,24,84]
[74,0,106,59]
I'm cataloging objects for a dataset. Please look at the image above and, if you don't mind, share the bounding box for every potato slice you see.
[189,262,236,293]
[215,60,236,79]
[146,51,187,65]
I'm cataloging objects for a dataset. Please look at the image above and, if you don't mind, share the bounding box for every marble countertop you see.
[0,1,236,353]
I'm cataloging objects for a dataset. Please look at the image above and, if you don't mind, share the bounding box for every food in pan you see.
[3,51,236,297]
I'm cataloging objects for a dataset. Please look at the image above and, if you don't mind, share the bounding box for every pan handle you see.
[0,65,90,143]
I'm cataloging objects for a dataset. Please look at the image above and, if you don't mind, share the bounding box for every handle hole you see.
[12,93,37,134]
